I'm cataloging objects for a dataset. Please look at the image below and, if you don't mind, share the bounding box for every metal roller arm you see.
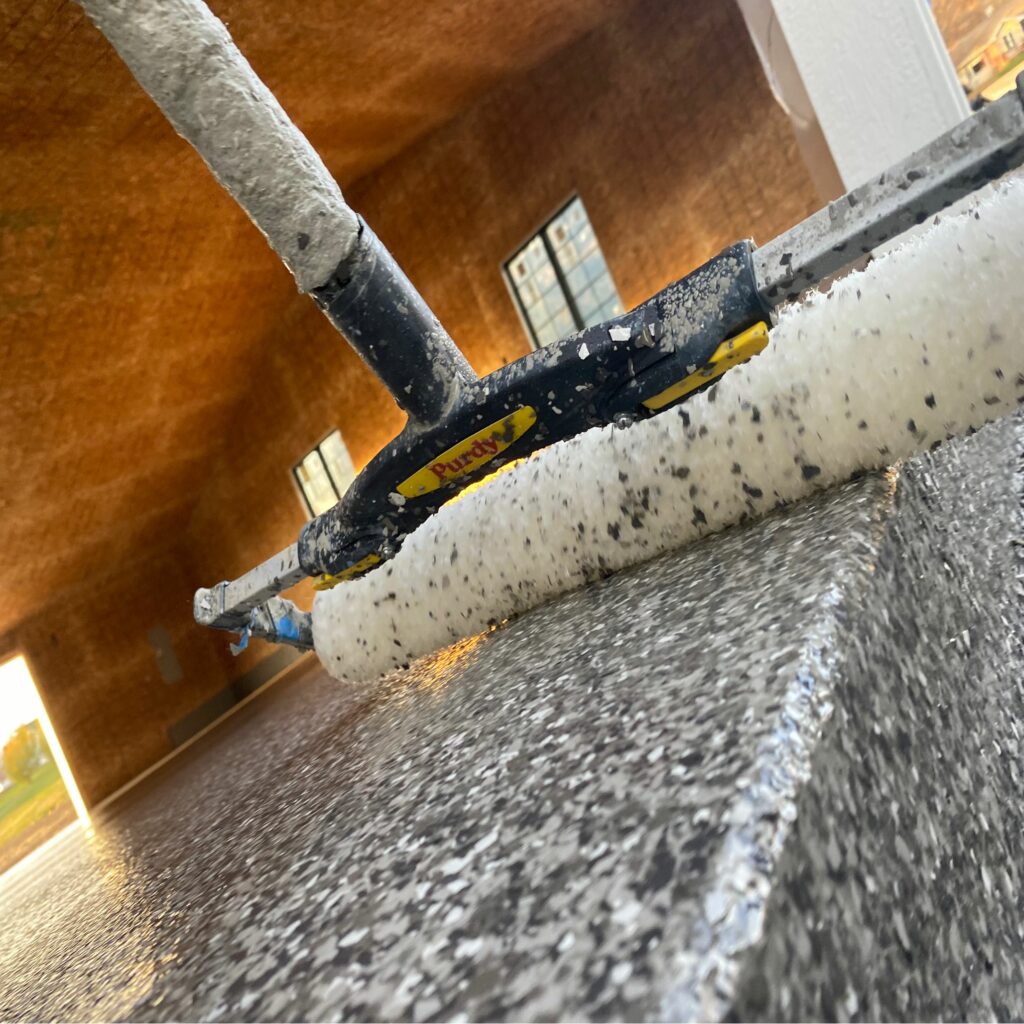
[754,73,1024,305]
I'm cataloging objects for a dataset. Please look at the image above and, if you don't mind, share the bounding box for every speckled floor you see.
[0,418,1021,1022]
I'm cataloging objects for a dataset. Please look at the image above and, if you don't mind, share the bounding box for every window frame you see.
[503,195,621,351]
[292,429,353,518]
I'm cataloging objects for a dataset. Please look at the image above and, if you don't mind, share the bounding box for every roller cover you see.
[314,178,1024,681]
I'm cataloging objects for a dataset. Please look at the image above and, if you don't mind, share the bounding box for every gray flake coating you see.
[77,0,359,292]
[1,417,1021,1021]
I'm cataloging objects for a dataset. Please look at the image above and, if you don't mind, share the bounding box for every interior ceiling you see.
[0,0,632,636]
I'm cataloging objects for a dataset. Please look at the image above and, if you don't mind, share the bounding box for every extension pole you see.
[76,0,475,427]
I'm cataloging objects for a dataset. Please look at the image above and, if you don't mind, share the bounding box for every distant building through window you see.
[949,7,1024,102]
[293,429,355,517]
[504,196,623,348]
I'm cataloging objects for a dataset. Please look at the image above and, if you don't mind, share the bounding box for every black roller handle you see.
[298,240,772,579]
[311,219,478,428]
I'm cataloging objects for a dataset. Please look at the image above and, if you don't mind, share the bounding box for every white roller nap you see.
[314,178,1024,682]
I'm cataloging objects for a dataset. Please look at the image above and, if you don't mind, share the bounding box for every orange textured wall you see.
[11,0,818,805]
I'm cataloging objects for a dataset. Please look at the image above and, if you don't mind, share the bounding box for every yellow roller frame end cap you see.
[314,552,382,590]
[642,321,770,412]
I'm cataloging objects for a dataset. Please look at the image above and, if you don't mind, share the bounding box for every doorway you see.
[0,654,88,874]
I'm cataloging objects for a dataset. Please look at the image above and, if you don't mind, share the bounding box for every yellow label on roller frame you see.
[398,406,538,498]
[642,322,770,412]
[314,552,382,590]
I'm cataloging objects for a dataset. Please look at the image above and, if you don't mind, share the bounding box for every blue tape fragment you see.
[275,615,301,642]
[229,628,250,656]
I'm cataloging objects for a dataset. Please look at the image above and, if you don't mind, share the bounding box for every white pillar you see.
[738,0,970,198]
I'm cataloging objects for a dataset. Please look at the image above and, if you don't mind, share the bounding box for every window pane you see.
[507,236,567,348]
[551,308,575,338]
[554,237,580,269]
[536,321,559,346]
[526,301,551,331]
[547,200,622,323]
[584,272,618,324]
[566,224,596,262]
[582,293,612,326]
[548,197,584,241]
[575,285,599,322]
[550,222,569,247]
[296,450,338,516]
[582,251,606,284]
[542,284,568,317]
[566,264,588,294]
[518,278,540,306]
[510,257,530,283]
[534,260,557,293]
[505,196,622,349]
[319,429,355,497]
[524,237,547,270]
[593,273,615,304]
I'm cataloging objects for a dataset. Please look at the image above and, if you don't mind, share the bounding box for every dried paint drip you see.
[314,177,1024,682]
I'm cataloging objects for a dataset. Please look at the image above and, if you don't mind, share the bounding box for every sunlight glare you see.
[0,655,89,824]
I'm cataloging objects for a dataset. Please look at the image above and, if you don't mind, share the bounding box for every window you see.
[504,196,623,348]
[293,429,355,517]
